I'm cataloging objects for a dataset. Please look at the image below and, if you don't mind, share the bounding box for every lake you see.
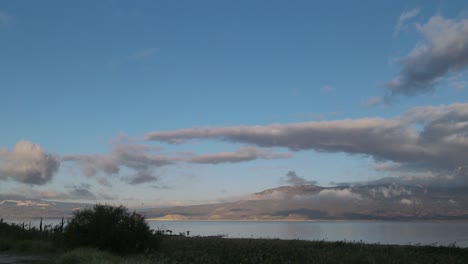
[148,220,468,247]
[8,219,468,247]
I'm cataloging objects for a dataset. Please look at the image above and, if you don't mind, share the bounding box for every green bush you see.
[63,205,153,254]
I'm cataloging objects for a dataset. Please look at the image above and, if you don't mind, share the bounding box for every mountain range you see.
[2,184,468,221]
[140,184,468,221]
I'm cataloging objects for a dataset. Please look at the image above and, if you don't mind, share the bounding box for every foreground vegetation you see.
[1,205,468,264]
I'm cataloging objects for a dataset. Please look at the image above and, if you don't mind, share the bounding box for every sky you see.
[0,0,467,207]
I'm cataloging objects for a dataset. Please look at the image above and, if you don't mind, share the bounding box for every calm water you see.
[148,221,468,247]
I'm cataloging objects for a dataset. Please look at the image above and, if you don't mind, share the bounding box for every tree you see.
[63,204,153,254]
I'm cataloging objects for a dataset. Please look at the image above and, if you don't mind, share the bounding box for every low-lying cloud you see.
[316,189,362,200]
[281,171,317,186]
[5,184,115,201]
[250,188,361,201]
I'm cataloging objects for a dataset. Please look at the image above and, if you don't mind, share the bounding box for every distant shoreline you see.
[146,218,468,223]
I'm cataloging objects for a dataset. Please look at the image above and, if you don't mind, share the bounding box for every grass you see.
[152,236,468,264]
[55,248,155,264]
[48,236,468,264]
[2,235,468,264]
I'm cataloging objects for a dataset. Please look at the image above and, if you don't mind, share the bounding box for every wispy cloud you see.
[394,8,420,36]
[128,47,160,60]
[0,10,13,26]
[320,85,335,93]
[62,154,119,177]
[450,80,467,91]
[448,73,468,91]
[361,96,384,107]
[387,15,468,96]
[107,47,160,68]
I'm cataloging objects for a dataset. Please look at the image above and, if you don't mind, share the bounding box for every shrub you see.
[63,205,153,254]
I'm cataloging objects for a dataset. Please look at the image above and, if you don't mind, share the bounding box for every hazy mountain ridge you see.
[2,184,468,220]
[141,184,468,221]
[0,195,88,220]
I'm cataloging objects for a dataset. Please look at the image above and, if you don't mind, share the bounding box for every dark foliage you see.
[0,218,63,253]
[63,204,154,254]
[0,218,63,241]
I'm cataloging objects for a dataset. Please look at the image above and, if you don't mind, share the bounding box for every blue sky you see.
[1,0,467,206]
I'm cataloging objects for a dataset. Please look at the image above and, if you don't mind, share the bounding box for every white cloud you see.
[0,141,59,185]
[400,198,419,205]
[449,80,467,91]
